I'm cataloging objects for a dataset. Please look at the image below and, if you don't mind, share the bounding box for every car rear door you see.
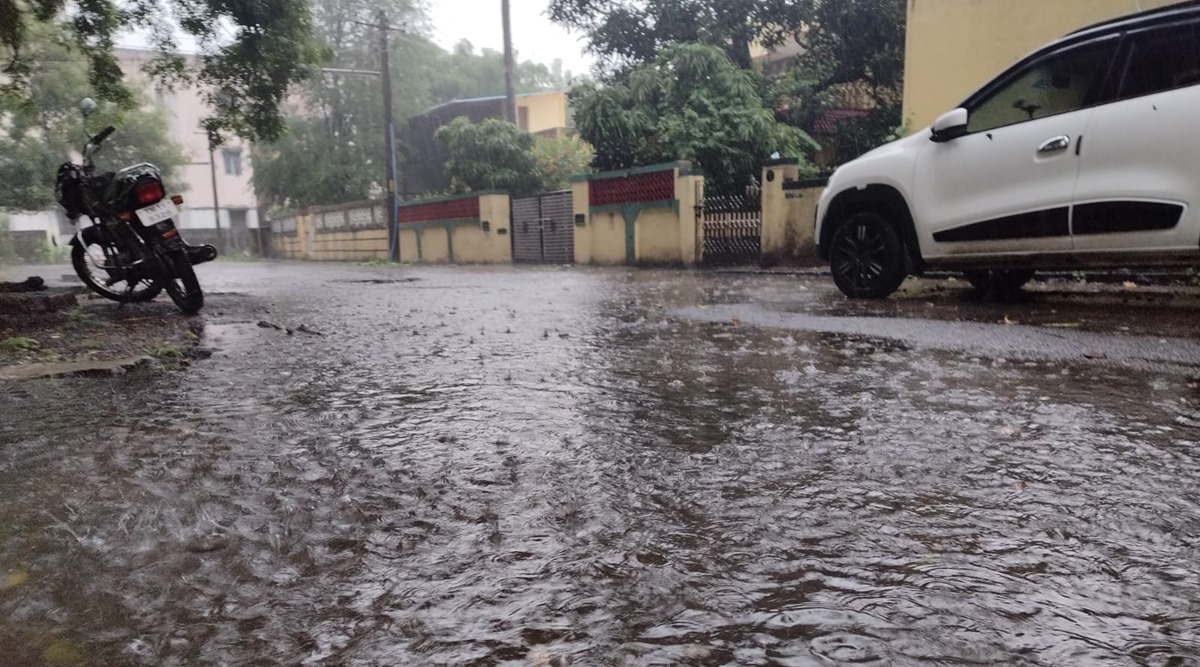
[913,37,1119,260]
[1072,21,1200,256]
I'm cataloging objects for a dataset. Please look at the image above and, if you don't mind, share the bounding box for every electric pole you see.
[207,143,223,249]
[501,0,517,125]
[379,10,400,262]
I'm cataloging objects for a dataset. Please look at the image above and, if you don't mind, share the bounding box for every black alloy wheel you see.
[829,212,908,299]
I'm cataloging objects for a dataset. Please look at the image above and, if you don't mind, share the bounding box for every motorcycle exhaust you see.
[187,244,219,266]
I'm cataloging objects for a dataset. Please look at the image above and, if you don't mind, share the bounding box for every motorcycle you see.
[56,98,217,314]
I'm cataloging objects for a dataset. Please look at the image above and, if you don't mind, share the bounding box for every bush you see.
[435,117,544,195]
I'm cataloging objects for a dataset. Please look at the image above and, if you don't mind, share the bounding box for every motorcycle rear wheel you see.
[71,240,163,303]
[163,249,204,314]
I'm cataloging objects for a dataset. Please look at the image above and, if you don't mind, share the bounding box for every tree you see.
[250,116,378,209]
[250,6,577,209]
[1,0,322,143]
[532,133,594,191]
[548,0,797,71]
[769,0,906,164]
[550,0,907,165]
[435,117,543,195]
[0,138,63,211]
[572,44,816,193]
[428,41,576,103]
[791,0,906,103]
[248,0,431,210]
[0,21,185,211]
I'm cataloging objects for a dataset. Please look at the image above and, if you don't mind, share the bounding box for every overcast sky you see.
[115,1,597,76]
[428,0,595,76]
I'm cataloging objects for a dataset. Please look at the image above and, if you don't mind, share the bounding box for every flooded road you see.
[3,262,1200,666]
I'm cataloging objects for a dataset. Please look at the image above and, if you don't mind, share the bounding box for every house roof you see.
[418,90,568,116]
[813,108,871,135]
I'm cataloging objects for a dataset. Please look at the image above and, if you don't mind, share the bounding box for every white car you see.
[815,2,1200,299]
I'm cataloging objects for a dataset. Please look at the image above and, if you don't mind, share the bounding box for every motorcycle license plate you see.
[137,199,177,225]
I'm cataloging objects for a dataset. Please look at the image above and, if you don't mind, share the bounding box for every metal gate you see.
[698,189,762,266]
[511,191,574,264]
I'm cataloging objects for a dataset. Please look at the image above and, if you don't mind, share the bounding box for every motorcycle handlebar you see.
[82,126,116,168]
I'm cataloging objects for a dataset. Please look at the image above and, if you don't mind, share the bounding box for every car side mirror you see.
[79,98,98,118]
[930,108,969,143]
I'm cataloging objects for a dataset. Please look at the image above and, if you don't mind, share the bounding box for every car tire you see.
[829,212,908,300]
[964,269,1034,296]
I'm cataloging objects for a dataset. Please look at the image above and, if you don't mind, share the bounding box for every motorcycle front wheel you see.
[162,249,204,314]
[71,240,163,303]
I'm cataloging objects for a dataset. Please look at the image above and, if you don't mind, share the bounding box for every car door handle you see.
[1038,135,1072,155]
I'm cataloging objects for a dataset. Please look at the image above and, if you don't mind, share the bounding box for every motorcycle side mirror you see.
[80,98,98,118]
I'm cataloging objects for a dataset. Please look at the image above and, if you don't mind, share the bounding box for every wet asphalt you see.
[2,262,1200,666]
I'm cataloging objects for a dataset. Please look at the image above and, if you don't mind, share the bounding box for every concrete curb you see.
[0,356,157,381]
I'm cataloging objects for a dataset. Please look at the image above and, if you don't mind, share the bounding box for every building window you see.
[518,106,530,131]
[222,149,243,176]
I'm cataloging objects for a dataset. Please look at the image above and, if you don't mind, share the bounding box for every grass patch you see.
[216,249,261,263]
[0,336,40,353]
[146,343,187,360]
[66,308,96,325]
[146,342,195,370]
[358,258,395,267]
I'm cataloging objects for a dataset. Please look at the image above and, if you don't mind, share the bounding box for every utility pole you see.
[379,10,400,262]
[315,17,396,259]
[207,144,223,249]
[501,0,517,125]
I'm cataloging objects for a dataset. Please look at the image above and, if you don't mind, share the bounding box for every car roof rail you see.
[1069,0,1200,36]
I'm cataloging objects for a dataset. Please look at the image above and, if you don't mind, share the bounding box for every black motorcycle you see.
[56,98,217,314]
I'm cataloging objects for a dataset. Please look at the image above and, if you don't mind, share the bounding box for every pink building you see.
[116,47,261,244]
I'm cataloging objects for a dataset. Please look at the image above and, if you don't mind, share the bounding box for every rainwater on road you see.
[3,263,1200,666]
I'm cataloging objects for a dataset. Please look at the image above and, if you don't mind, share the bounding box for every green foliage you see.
[0,137,63,211]
[549,0,783,71]
[431,41,577,102]
[32,238,68,263]
[146,342,186,360]
[532,134,594,191]
[0,213,15,263]
[0,0,321,144]
[551,0,907,167]
[252,116,379,209]
[435,117,543,195]
[772,0,906,165]
[66,307,95,325]
[358,257,393,267]
[793,0,907,100]
[0,21,186,211]
[0,336,40,353]
[248,0,577,209]
[829,103,907,164]
[573,44,816,193]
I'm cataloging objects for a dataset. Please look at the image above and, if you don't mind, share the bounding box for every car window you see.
[1118,23,1200,99]
[967,42,1114,133]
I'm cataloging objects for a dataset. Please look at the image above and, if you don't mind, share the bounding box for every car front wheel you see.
[829,212,908,299]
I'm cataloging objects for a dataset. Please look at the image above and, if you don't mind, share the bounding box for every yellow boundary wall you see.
[760,160,827,267]
[572,163,705,267]
[268,194,512,264]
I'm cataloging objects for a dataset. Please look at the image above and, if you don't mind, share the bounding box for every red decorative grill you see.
[589,170,674,207]
[398,197,480,224]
